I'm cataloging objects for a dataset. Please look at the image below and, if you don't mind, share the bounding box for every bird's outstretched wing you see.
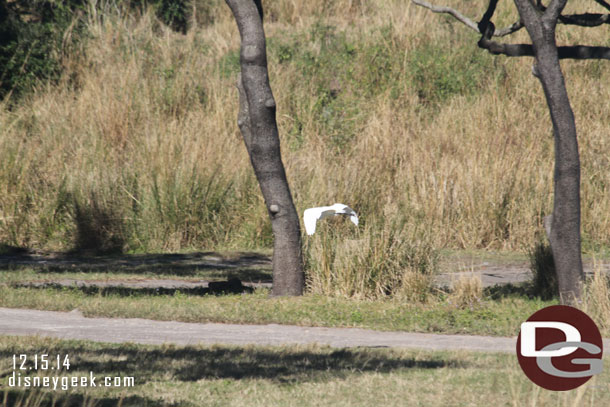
[331,203,358,226]
[303,204,359,235]
[303,207,325,235]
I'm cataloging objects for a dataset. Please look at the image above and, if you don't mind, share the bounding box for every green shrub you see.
[0,0,86,101]
[133,0,222,33]
[407,44,493,106]
[152,0,190,33]
[266,23,402,152]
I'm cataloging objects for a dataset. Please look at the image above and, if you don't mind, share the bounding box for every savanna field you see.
[2,0,610,300]
[0,0,609,296]
[1,1,610,405]
[0,0,607,250]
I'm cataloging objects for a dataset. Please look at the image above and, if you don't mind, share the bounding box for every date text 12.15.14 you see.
[13,354,70,371]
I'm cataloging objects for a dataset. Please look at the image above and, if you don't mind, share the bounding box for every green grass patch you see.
[407,43,495,107]
[0,285,553,337]
[1,336,609,406]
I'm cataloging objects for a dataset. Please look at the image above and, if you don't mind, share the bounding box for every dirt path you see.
[9,262,610,291]
[2,307,609,353]
[2,250,609,289]
[435,259,610,288]
[0,307,517,352]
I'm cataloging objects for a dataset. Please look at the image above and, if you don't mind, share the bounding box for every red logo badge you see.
[516,305,603,391]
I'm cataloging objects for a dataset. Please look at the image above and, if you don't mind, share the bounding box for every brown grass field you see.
[2,0,609,298]
[0,1,610,404]
[1,1,608,251]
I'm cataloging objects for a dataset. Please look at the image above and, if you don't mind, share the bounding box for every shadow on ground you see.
[13,278,256,296]
[73,346,461,382]
[484,282,535,300]
[0,248,272,280]
[0,342,466,407]
[2,390,176,407]
[1,340,466,406]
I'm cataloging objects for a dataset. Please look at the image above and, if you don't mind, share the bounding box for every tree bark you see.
[514,0,584,304]
[225,0,304,296]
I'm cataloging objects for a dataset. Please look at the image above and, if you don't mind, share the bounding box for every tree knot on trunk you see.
[242,45,260,63]
[531,63,541,78]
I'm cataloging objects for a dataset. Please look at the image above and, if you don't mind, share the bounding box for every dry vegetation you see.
[584,262,610,334]
[0,0,609,299]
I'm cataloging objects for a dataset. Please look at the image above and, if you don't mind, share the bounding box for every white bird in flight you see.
[303,203,359,235]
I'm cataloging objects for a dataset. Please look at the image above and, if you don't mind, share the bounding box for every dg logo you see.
[516,305,604,391]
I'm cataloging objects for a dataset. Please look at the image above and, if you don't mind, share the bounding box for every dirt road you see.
[2,250,609,289]
[0,307,525,352]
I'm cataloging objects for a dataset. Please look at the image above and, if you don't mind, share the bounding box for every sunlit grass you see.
[1,335,609,406]
[0,283,553,337]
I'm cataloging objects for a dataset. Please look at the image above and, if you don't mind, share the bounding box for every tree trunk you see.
[514,0,584,304]
[225,0,304,296]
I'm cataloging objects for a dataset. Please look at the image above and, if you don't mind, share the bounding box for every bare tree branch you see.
[411,0,523,36]
[411,0,478,31]
[495,21,525,36]
[532,1,610,27]
[534,1,610,27]
[478,37,610,60]
[477,0,499,40]
[479,0,499,30]
[559,13,610,27]
[478,38,534,57]
[556,45,610,59]
[412,0,609,34]
[414,0,610,60]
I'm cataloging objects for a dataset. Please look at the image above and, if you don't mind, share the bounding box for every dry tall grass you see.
[305,216,436,300]
[447,273,484,309]
[584,261,610,336]
[0,0,608,296]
